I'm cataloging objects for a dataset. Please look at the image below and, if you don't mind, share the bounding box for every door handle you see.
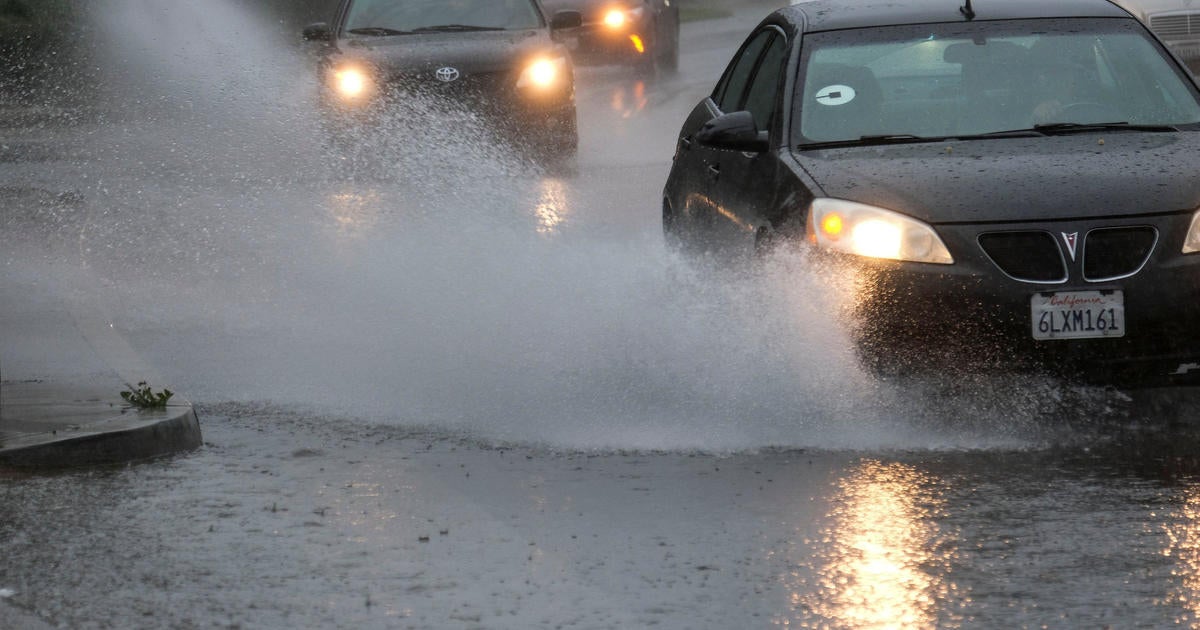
[680,136,692,150]
[707,163,721,179]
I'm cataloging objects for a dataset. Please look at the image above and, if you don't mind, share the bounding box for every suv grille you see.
[385,71,511,110]
[1082,226,1157,282]
[978,231,1067,283]
[1149,13,1200,39]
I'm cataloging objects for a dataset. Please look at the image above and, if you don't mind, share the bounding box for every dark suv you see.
[662,0,1200,386]
[542,0,679,74]
[303,0,582,157]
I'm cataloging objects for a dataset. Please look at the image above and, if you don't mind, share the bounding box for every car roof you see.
[778,0,1135,33]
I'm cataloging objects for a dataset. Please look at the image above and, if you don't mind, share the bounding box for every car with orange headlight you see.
[542,0,679,74]
[662,0,1200,386]
[302,0,582,157]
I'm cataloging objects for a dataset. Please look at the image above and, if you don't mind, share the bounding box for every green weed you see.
[120,382,173,410]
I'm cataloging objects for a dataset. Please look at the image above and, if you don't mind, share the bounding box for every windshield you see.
[344,0,544,33]
[794,18,1200,145]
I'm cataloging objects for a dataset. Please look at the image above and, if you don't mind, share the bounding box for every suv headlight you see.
[328,65,374,101]
[603,6,644,29]
[1185,209,1200,254]
[517,56,568,90]
[805,198,954,264]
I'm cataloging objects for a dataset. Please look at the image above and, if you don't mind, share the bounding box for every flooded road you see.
[7,410,1200,628]
[5,1,1200,627]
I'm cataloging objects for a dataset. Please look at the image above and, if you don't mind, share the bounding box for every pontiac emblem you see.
[435,67,460,83]
[1061,232,1079,261]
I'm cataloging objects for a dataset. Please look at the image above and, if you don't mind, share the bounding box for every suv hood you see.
[338,30,558,75]
[794,132,1200,224]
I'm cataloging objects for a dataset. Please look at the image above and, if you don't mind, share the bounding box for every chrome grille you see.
[384,70,510,111]
[978,231,1067,284]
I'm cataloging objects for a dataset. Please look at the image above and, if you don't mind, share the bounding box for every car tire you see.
[531,107,577,170]
[663,198,685,248]
[659,20,680,75]
[549,107,578,154]
[633,50,658,79]
[753,225,774,256]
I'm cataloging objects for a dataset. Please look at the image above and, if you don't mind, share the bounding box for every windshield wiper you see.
[347,27,413,36]
[413,24,505,32]
[797,122,1182,150]
[1033,121,1178,134]
[955,129,1046,139]
[797,134,946,150]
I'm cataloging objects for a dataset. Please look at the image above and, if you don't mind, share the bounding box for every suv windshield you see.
[794,18,1200,145]
[345,0,544,34]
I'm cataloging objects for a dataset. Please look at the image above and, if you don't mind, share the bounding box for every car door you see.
[666,29,775,243]
[705,26,790,252]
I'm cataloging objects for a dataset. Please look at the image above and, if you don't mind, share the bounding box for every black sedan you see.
[542,0,679,74]
[303,0,582,157]
[662,0,1200,386]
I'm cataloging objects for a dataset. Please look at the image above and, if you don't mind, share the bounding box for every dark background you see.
[0,0,738,105]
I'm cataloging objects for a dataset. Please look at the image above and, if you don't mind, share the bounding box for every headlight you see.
[602,6,644,29]
[1184,209,1200,254]
[517,56,568,89]
[330,66,372,100]
[805,198,954,264]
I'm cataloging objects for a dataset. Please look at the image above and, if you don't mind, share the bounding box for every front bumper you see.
[567,20,654,63]
[841,211,1200,386]
[318,70,576,146]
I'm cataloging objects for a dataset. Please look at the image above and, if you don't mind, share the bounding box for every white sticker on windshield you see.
[815,84,856,106]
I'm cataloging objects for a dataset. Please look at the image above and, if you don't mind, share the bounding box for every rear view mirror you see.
[697,111,769,153]
[551,10,583,31]
[303,22,332,42]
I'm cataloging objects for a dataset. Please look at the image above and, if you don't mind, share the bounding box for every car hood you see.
[337,30,558,75]
[793,132,1200,224]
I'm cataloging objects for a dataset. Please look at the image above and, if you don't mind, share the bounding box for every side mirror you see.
[550,10,583,30]
[302,22,333,42]
[696,111,769,153]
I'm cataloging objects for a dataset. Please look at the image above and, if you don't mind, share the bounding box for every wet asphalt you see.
[5,3,1200,628]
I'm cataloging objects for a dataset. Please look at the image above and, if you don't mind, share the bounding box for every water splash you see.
[0,0,1128,453]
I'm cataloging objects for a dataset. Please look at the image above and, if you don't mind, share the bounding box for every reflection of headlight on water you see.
[517,57,568,89]
[805,461,958,629]
[535,178,570,235]
[1164,486,1200,623]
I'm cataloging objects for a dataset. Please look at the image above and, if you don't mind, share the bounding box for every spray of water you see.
[0,0,1128,452]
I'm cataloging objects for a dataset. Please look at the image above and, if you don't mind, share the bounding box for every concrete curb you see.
[0,382,202,470]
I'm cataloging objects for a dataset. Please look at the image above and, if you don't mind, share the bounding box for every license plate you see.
[1031,290,1125,340]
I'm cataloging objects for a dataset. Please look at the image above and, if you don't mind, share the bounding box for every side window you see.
[713,30,774,112]
[742,31,788,131]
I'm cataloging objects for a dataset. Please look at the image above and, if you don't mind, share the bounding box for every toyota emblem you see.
[435,67,460,82]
